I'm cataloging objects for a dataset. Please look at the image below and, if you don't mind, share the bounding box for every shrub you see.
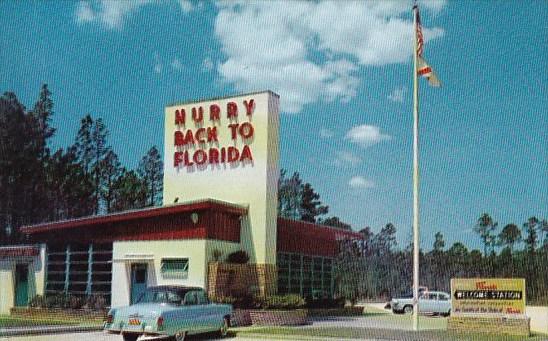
[260,294,305,310]
[29,295,46,308]
[85,294,108,311]
[226,250,249,264]
[211,295,260,309]
[68,295,85,309]
[305,297,345,309]
[45,293,68,308]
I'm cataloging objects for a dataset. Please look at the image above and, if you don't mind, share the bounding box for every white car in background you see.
[391,291,451,316]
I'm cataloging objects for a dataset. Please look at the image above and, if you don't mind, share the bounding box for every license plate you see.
[128,319,141,326]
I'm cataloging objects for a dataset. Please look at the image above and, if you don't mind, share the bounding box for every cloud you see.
[345,125,391,148]
[171,58,184,72]
[349,176,375,189]
[74,0,153,29]
[178,0,194,13]
[202,57,214,72]
[319,128,334,139]
[334,151,361,167]
[213,1,445,113]
[388,86,407,103]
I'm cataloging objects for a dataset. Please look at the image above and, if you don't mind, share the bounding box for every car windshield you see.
[136,288,188,305]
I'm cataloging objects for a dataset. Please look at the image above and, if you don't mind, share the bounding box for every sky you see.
[1,0,546,251]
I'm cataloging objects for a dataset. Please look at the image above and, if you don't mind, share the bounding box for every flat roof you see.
[166,90,279,108]
[21,199,248,235]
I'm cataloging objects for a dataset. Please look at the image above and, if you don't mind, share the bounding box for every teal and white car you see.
[104,286,232,341]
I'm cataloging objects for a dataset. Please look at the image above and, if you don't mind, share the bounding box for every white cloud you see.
[346,125,391,148]
[349,176,375,189]
[334,151,361,167]
[75,2,95,24]
[202,57,214,72]
[178,0,194,13]
[388,86,407,103]
[214,1,445,113]
[319,128,334,139]
[74,0,153,30]
[171,58,184,72]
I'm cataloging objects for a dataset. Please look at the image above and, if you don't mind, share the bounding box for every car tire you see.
[219,316,230,337]
[403,305,413,315]
[174,331,187,341]
[122,334,139,341]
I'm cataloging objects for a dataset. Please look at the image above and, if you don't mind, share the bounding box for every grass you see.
[236,306,548,341]
[239,327,548,341]
[0,315,103,329]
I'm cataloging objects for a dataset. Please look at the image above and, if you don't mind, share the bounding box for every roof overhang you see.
[20,199,248,235]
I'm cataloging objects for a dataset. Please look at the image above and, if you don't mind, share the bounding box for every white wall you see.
[0,247,44,314]
[111,240,210,308]
[163,91,280,265]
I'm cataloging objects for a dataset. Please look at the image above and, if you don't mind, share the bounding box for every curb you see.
[236,332,380,341]
[0,325,103,337]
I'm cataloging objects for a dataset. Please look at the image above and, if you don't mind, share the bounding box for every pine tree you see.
[137,146,163,207]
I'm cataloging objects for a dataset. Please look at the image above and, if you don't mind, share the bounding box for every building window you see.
[160,258,189,279]
[276,252,334,299]
[45,243,112,305]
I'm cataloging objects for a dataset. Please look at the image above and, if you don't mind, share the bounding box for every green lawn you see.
[0,315,102,329]
[239,327,548,341]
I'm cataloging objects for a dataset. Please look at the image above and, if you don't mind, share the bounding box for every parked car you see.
[104,285,232,341]
[391,291,451,316]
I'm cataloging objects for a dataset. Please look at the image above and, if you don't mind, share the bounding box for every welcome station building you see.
[0,91,361,313]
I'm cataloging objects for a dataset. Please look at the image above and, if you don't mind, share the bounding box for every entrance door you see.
[130,263,148,304]
[15,264,29,307]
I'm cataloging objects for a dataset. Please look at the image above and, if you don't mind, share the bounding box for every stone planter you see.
[249,309,308,326]
[10,307,107,321]
[307,306,364,317]
[230,309,252,327]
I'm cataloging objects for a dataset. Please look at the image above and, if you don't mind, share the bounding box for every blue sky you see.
[1,1,546,250]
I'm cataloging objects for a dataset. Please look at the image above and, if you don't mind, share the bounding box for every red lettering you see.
[193,149,207,165]
[192,107,203,123]
[228,123,239,140]
[195,128,206,144]
[227,146,239,162]
[221,147,226,163]
[209,148,219,164]
[175,109,185,125]
[174,131,185,146]
[244,99,254,116]
[239,122,254,139]
[207,127,218,142]
[183,129,195,145]
[227,102,238,118]
[174,152,184,167]
[184,151,193,166]
[209,104,220,121]
[240,145,253,162]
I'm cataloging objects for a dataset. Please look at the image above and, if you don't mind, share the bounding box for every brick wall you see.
[207,262,277,298]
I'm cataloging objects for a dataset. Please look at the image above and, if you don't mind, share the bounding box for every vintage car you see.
[104,285,232,341]
[391,290,451,316]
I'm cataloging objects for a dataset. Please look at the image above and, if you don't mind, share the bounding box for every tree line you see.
[336,214,548,304]
[0,86,163,244]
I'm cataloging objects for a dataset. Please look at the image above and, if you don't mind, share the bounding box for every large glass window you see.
[277,252,334,298]
[46,243,112,304]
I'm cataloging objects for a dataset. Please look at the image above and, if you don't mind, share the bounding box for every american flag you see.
[415,6,424,57]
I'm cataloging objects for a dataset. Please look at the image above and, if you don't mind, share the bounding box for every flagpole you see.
[412,3,421,332]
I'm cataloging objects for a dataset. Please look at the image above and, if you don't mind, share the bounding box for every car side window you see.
[439,294,449,301]
[196,290,209,305]
[184,291,198,305]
